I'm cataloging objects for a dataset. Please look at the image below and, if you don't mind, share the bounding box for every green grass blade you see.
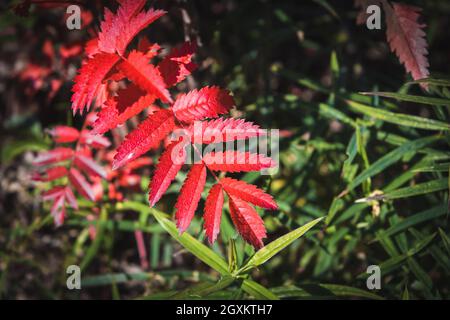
[241,217,323,271]
[346,100,450,131]
[361,92,450,106]
[150,208,230,275]
[241,279,279,300]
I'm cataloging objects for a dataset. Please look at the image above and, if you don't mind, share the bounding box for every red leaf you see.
[32,166,68,182]
[203,183,224,244]
[189,118,264,144]
[220,177,277,210]
[80,130,111,149]
[33,147,74,166]
[50,195,65,227]
[202,151,275,172]
[68,168,95,201]
[98,0,165,55]
[175,164,207,233]
[158,41,197,87]
[384,2,429,88]
[229,196,266,249]
[46,126,80,143]
[118,50,172,103]
[74,153,107,179]
[148,139,187,206]
[172,86,235,123]
[71,53,119,114]
[42,186,66,201]
[92,84,157,134]
[113,109,175,169]
[64,186,78,210]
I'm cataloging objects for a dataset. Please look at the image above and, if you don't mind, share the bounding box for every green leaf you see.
[272,284,384,300]
[150,207,230,276]
[347,135,439,192]
[170,276,235,299]
[361,92,450,106]
[357,178,448,202]
[439,228,450,256]
[240,217,323,272]
[378,204,447,239]
[346,100,450,131]
[80,207,107,271]
[241,279,279,300]
[407,78,450,87]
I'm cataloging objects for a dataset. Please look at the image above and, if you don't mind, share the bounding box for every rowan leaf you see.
[33,147,74,166]
[68,168,95,201]
[203,183,224,244]
[71,53,119,114]
[202,151,275,172]
[172,86,235,123]
[383,2,430,89]
[175,164,207,233]
[220,177,277,210]
[32,166,68,182]
[74,153,107,179]
[92,84,157,134]
[189,118,264,144]
[98,0,165,55]
[112,109,175,169]
[118,50,172,103]
[229,196,267,249]
[148,140,187,207]
[46,126,80,143]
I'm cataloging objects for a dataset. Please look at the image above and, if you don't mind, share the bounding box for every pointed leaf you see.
[220,177,277,210]
[33,147,74,166]
[113,109,175,169]
[71,53,119,114]
[148,140,187,206]
[118,50,171,103]
[229,196,266,249]
[68,168,95,201]
[172,86,235,123]
[74,153,107,179]
[175,164,207,233]
[203,151,275,172]
[203,184,224,244]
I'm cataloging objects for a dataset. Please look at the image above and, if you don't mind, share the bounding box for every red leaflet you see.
[189,118,264,144]
[118,50,172,103]
[80,130,111,149]
[92,84,157,134]
[33,147,74,166]
[113,109,175,169]
[32,166,68,182]
[172,86,235,123]
[158,41,197,87]
[229,197,266,249]
[97,0,165,55]
[148,140,187,207]
[202,151,275,172]
[220,177,277,210]
[64,186,78,210]
[175,164,207,233]
[68,168,95,201]
[74,153,107,179]
[203,184,224,244]
[42,186,66,201]
[50,195,66,227]
[46,126,80,143]
[384,2,429,88]
[71,53,119,114]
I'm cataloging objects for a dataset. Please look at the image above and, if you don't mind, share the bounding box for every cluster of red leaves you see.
[355,0,430,89]
[32,115,109,225]
[70,0,278,248]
